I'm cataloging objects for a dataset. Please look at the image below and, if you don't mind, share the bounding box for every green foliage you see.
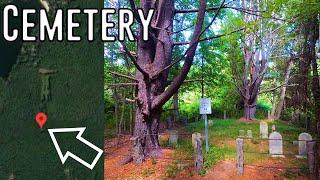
[203,145,226,168]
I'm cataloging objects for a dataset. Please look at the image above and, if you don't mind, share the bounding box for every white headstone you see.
[272,125,276,132]
[269,132,284,157]
[260,122,268,138]
[247,130,253,139]
[298,133,312,156]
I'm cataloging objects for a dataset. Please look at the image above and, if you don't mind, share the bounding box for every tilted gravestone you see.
[260,122,268,138]
[247,130,253,139]
[269,132,284,157]
[298,133,312,157]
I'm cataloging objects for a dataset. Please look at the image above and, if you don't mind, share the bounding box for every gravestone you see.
[193,135,203,172]
[208,120,213,126]
[169,130,178,145]
[272,125,276,132]
[247,130,253,139]
[192,132,202,148]
[260,122,268,138]
[269,132,284,157]
[224,110,227,119]
[239,130,245,138]
[298,133,312,158]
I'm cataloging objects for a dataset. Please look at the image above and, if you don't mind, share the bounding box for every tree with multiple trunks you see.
[110,0,242,162]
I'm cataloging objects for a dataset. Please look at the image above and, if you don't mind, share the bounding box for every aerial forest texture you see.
[105,0,319,164]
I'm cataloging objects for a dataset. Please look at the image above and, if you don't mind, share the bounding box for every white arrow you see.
[48,127,103,170]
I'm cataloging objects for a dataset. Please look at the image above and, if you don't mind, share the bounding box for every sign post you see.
[200,98,211,153]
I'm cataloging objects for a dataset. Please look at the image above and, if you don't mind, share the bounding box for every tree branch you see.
[110,72,138,81]
[174,28,245,46]
[259,84,298,94]
[151,0,226,79]
[175,6,284,21]
[151,0,209,110]
[120,42,149,78]
[128,0,142,24]
[107,83,138,87]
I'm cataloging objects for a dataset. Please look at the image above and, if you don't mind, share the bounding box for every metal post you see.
[204,114,209,153]
[201,57,204,98]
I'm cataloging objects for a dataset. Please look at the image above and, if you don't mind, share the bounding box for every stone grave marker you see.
[192,132,201,148]
[260,122,268,138]
[297,133,312,158]
[239,130,245,138]
[169,130,178,145]
[269,132,284,157]
[247,130,253,139]
[272,125,276,132]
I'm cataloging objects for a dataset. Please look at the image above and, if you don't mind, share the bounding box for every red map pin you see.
[36,112,47,129]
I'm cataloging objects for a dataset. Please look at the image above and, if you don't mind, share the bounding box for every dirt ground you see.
[105,137,308,180]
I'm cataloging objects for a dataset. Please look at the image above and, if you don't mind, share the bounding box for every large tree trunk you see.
[309,18,320,134]
[239,0,267,120]
[130,0,207,161]
[274,58,294,120]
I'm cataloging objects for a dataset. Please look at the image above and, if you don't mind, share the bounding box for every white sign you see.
[200,98,212,114]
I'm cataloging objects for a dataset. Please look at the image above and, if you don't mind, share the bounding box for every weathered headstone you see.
[307,141,319,178]
[169,130,178,145]
[208,120,214,126]
[224,110,227,119]
[298,133,312,157]
[192,132,201,148]
[269,132,284,157]
[194,135,203,172]
[239,130,245,138]
[260,122,268,138]
[272,125,276,132]
[236,138,244,175]
[247,130,253,139]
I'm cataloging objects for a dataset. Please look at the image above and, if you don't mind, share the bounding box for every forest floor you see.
[104,119,311,179]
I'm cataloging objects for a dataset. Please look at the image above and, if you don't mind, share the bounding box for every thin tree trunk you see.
[274,59,294,120]
[173,92,179,122]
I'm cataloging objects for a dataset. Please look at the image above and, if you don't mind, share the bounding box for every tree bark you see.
[173,92,179,122]
[274,58,294,120]
[240,0,267,120]
[309,17,320,134]
[132,0,207,161]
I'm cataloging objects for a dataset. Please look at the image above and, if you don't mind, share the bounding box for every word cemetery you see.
[2,5,154,42]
